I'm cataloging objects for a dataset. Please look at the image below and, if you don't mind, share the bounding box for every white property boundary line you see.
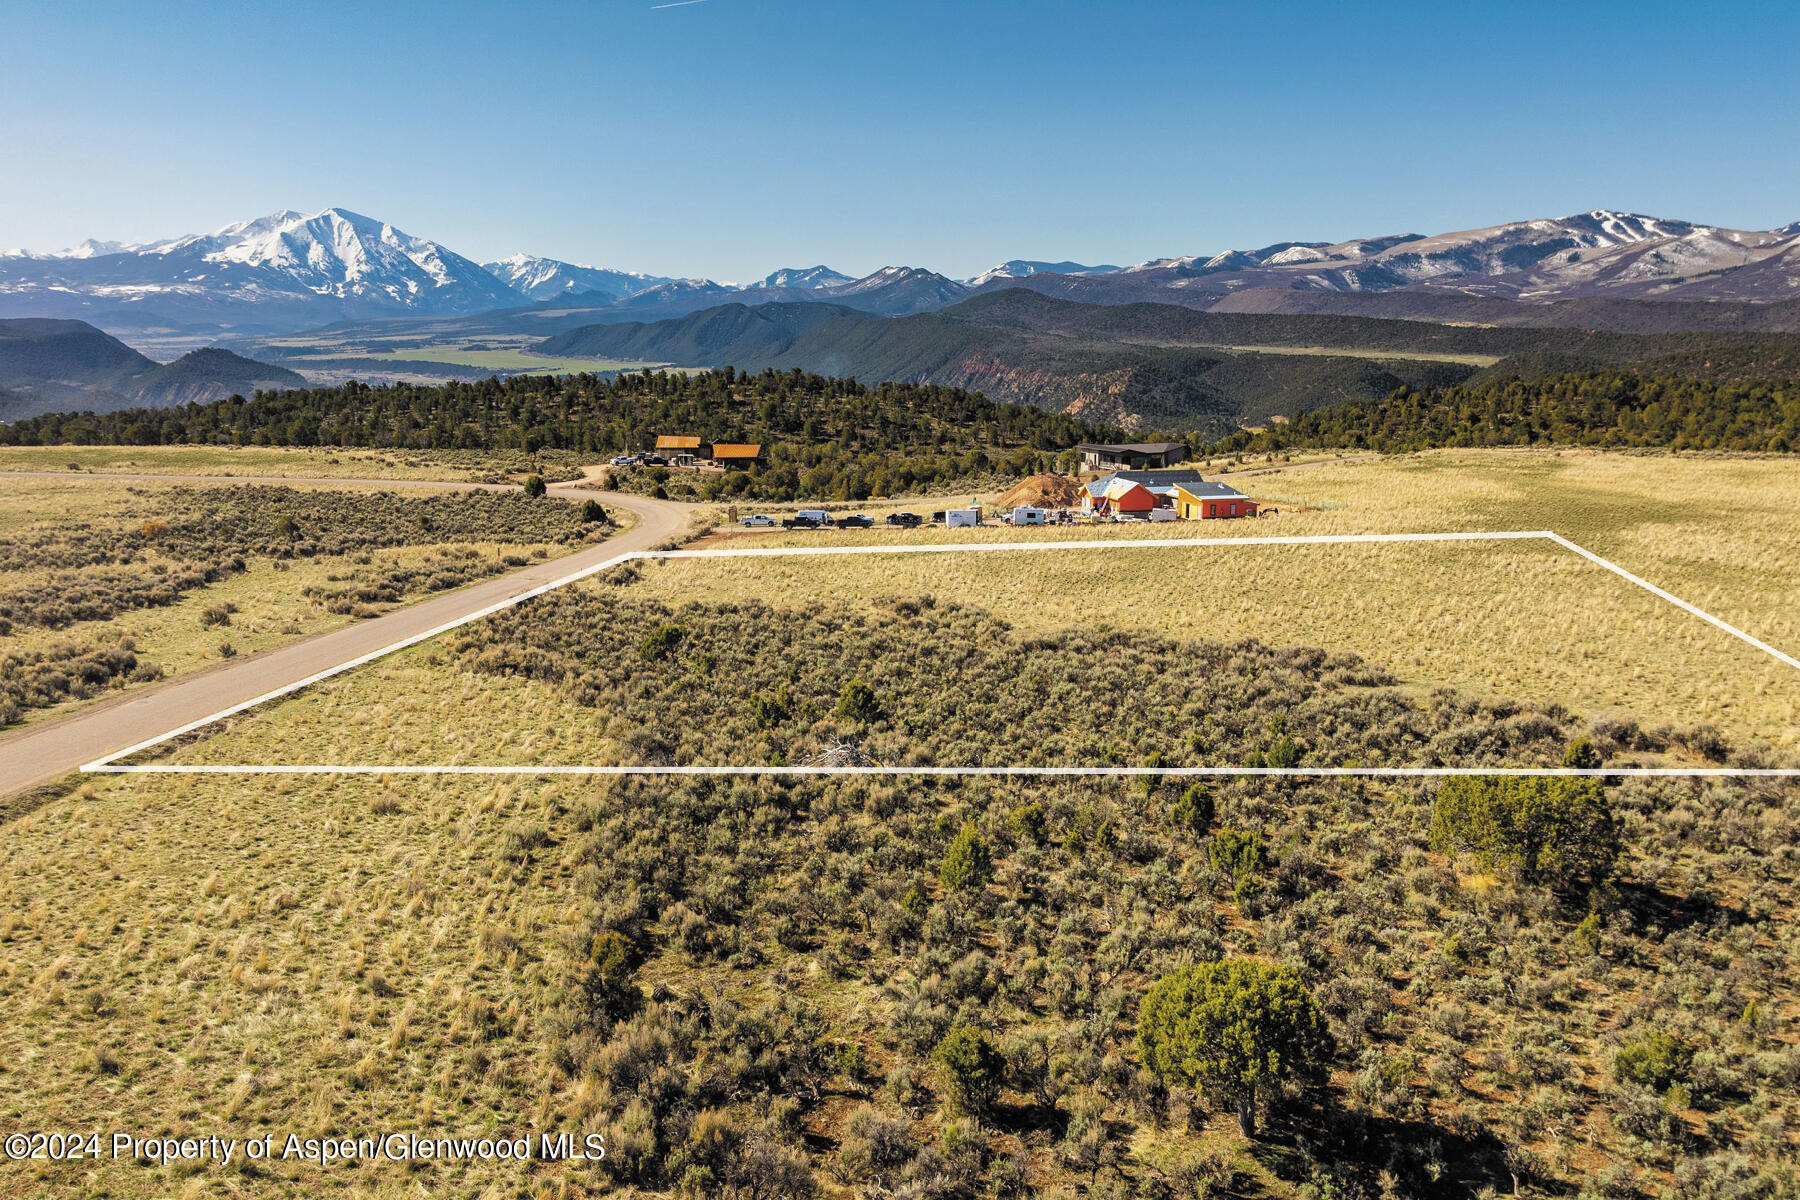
[81,529,1800,779]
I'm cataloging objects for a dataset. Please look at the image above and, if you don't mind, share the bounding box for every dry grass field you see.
[644,450,1800,749]
[4,581,1797,1199]
[0,444,581,482]
[4,447,1799,1200]
[0,769,586,1198]
[0,474,629,728]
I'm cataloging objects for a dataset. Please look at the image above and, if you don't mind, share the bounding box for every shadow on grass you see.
[1617,879,1745,935]
[1249,1105,1520,1199]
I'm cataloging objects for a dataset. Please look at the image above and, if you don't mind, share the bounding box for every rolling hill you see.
[538,290,1800,433]
[0,319,305,420]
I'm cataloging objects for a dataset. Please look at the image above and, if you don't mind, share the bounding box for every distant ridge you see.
[967,260,1122,286]
[0,318,303,421]
[532,288,1800,434]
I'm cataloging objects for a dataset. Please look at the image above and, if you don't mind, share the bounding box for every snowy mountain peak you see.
[966,260,1123,286]
[751,265,855,290]
[482,255,666,303]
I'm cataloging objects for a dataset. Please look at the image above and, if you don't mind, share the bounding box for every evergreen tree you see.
[940,821,994,894]
[932,1024,1004,1119]
[1136,960,1332,1137]
[1430,776,1620,894]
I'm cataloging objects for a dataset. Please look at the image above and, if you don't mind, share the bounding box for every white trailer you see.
[944,508,982,528]
[1007,506,1046,526]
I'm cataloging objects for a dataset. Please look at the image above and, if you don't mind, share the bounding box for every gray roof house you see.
[1075,442,1188,470]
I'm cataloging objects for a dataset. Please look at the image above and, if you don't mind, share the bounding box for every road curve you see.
[0,485,693,797]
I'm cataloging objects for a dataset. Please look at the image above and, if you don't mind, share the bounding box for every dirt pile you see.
[993,473,1083,508]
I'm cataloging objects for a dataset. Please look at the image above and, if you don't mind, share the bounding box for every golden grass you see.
[0,444,531,481]
[638,450,1800,747]
[0,768,593,1196]
[3,446,1796,1199]
[0,475,636,727]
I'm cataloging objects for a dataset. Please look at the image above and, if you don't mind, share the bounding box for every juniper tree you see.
[1136,960,1331,1137]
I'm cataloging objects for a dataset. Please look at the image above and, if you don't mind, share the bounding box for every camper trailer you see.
[1006,506,1046,526]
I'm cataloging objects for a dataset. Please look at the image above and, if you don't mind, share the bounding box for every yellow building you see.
[1175,481,1257,520]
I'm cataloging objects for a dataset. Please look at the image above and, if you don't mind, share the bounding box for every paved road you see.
[0,483,691,797]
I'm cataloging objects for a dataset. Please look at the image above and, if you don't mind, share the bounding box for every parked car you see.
[838,514,874,529]
[610,455,638,466]
[782,510,835,529]
[740,514,777,527]
[643,454,669,467]
[886,512,923,528]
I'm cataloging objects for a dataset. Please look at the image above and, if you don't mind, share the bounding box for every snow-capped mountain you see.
[7,206,1800,340]
[483,254,668,303]
[750,266,855,290]
[966,260,1122,286]
[0,208,520,329]
[823,267,970,313]
[1023,211,1800,304]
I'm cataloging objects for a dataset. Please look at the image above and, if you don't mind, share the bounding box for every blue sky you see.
[3,0,1796,280]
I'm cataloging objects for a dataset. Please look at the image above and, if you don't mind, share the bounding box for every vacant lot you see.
[637,450,1800,747]
[7,587,1796,1198]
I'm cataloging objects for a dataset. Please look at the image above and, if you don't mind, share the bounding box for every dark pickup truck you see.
[782,510,833,529]
[837,514,874,529]
[884,512,923,528]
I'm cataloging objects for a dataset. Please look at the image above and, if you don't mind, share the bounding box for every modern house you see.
[1175,481,1258,520]
[1077,470,1259,519]
[1076,441,1188,470]
[707,443,764,469]
[1081,471,1190,511]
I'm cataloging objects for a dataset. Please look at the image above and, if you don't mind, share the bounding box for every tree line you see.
[0,366,1116,461]
[1200,369,1800,455]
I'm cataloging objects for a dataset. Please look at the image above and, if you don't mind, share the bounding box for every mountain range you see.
[7,207,1800,340]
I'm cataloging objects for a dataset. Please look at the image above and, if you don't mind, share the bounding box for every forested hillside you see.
[537,291,1800,433]
[1,368,1117,501]
[1205,371,1800,455]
